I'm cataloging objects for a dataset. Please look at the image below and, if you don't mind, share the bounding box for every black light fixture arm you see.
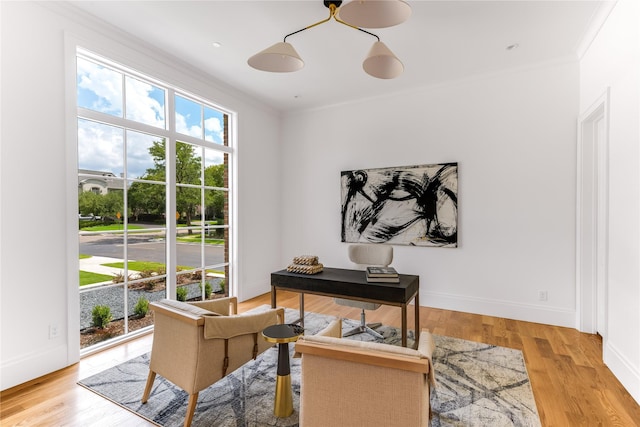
[283,1,380,43]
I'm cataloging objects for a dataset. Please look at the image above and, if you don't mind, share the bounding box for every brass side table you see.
[262,323,304,417]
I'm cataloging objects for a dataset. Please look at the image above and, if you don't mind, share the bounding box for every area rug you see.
[78,307,540,427]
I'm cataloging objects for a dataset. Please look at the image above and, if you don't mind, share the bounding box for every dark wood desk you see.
[271,267,419,348]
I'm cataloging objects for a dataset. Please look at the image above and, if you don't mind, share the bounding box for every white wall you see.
[0,2,282,390]
[281,60,580,327]
[579,0,640,404]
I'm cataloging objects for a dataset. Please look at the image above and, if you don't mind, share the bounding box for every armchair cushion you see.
[303,334,426,358]
[203,310,285,339]
[189,298,237,316]
[300,331,436,386]
[158,298,221,316]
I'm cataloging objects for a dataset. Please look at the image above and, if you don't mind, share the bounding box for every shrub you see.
[219,279,226,293]
[177,286,188,302]
[137,269,156,279]
[177,274,194,285]
[92,305,112,329]
[112,272,133,284]
[138,269,164,290]
[134,297,149,317]
[205,282,212,299]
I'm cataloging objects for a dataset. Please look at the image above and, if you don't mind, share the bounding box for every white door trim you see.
[576,88,610,338]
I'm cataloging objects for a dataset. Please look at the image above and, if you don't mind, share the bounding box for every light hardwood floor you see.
[2,291,640,426]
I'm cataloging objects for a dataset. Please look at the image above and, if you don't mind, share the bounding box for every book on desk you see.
[366,266,400,283]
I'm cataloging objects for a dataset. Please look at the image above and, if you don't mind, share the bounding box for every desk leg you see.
[299,293,305,329]
[274,342,293,417]
[414,292,420,349]
[271,286,276,308]
[401,305,407,348]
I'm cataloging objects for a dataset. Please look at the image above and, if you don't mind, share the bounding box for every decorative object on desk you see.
[78,307,541,427]
[366,266,399,277]
[286,264,323,274]
[292,255,319,265]
[287,255,323,274]
[366,275,400,283]
[366,265,400,283]
[341,162,458,248]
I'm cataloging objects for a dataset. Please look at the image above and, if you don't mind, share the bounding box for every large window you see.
[76,49,233,351]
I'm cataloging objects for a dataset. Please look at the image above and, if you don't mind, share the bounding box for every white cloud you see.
[205,116,224,144]
[204,147,224,168]
[77,59,123,115]
[176,113,202,138]
[77,119,124,176]
[125,77,166,128]
[126,131,161,179]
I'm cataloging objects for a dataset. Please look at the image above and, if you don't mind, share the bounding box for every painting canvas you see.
[341,162,458,247]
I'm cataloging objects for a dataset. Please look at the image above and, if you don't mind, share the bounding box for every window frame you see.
[72,45,236,355]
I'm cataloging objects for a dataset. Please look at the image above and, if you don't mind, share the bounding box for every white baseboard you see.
[422,290,576,328]
[604,340,640,405]
[0,344,70,391]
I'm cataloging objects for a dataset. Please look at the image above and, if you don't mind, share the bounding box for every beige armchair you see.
[141,297,284,427]
[295,319,435,427]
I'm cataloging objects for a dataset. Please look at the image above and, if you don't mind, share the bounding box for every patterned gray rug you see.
[78,307,540,426]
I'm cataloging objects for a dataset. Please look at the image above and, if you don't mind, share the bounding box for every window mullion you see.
[122,129,129,334]
[165,89,177,300]
[174,132,234,155]
[201,146,206,300]
[78,108,172,140]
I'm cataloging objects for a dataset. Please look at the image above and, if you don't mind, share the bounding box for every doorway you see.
[577,88,610,339]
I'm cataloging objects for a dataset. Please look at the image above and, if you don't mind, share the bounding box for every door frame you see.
[576,88,610,338]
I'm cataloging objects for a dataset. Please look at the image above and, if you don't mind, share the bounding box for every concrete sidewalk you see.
[79,256,140,277]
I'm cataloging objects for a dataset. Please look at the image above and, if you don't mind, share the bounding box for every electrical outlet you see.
[49,323,60,339]
[538,291,548,302]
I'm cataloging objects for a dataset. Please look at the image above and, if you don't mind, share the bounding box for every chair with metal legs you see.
[334,244,393,339]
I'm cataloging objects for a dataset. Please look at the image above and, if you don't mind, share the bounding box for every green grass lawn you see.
[102,260,169,271]
[79,255,225,287]
[177,233,224,245]
[79,270,114,286]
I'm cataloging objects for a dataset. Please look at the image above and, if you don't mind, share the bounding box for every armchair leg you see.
[184,392,199,427]
[141,370,156,403]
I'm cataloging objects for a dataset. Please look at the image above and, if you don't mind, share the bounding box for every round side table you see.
[262,323,304,417]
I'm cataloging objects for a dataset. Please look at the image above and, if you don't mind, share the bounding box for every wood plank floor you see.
[2,291,640,426]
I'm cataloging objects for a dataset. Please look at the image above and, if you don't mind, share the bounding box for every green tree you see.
[102,190,124,219]
[204,164,226,219]
[128,182,164,221]
[78,191,104,217]
[143,139,201,232]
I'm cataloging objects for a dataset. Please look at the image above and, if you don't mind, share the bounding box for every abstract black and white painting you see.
[341,162,458,247]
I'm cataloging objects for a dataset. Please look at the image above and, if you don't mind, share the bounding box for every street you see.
[79,233,225,267]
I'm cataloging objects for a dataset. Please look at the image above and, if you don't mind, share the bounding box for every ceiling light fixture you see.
[247,0,408,79]
[338,0,411,28]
